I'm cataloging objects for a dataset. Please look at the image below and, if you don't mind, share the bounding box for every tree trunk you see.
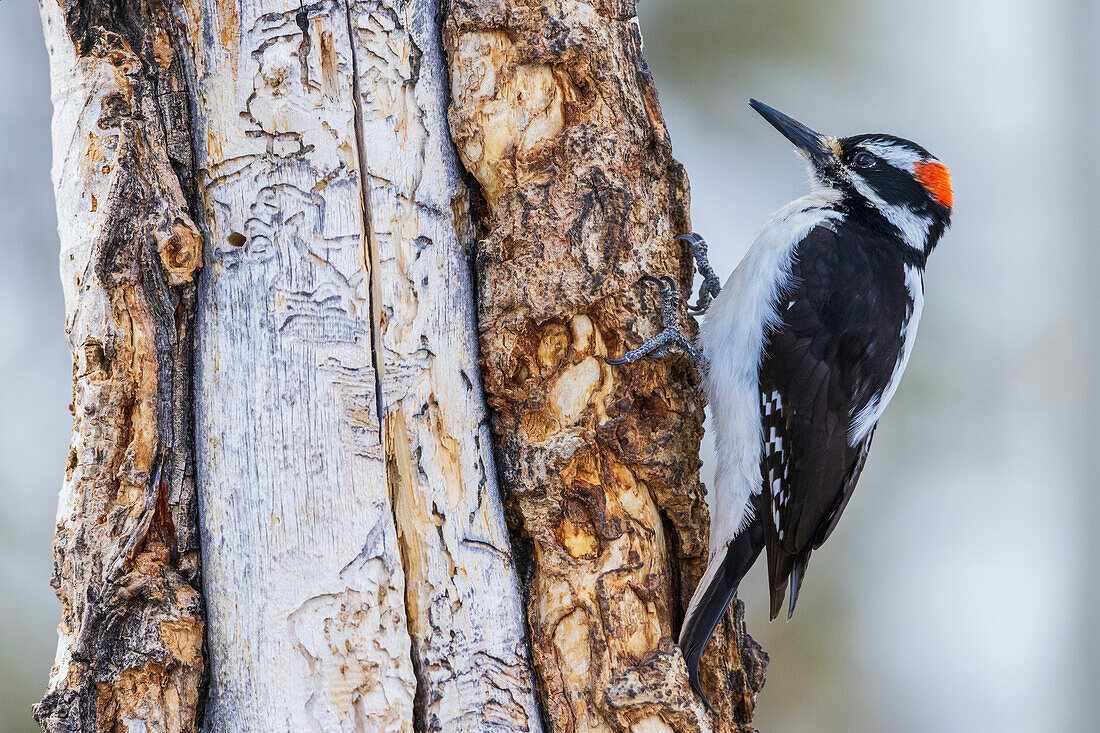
[35,0,205,730]
[36,0,765,731]
[443,2,766,731]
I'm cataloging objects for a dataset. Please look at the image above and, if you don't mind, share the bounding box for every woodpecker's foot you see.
[676,233,722,314]
[606,275,705,365]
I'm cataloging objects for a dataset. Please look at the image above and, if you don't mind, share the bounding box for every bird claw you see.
[676,233,722,313]
[605,231,723,365]
[638,273,677,296]
[605,273,705,365]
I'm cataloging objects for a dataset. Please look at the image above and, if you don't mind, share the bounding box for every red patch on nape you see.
[914,160,953,209]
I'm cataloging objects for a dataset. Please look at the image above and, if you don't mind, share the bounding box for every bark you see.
[178,0,540,730]
[443,1,767,731]
[35,0,205,731]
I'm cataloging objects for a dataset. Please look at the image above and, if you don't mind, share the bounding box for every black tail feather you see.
[679,513,765,705]
[768,569,788,621]
[768,550,812,621]
[787,553,811,619]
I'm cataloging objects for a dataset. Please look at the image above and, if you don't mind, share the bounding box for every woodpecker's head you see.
[750,99,952,260]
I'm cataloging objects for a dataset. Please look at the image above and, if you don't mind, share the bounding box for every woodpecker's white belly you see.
[699,194,843,560]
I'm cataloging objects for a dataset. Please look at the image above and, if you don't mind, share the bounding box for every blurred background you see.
[1,0,1095,731]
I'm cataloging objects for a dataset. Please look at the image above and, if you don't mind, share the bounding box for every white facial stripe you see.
[858,140,923,171]
[847,173,930,252]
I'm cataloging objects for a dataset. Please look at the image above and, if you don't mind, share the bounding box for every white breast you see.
[699,195,843,558]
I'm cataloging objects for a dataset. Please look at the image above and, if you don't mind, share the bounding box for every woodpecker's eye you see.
[853,152,876,168]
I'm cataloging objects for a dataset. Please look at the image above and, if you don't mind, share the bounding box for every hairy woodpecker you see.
[608,100,953,702]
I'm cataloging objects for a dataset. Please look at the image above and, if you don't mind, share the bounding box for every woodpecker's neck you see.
[829,188,947,268]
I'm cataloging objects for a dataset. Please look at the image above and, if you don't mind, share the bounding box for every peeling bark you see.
[443,1,767,731]
[35,0,206,731]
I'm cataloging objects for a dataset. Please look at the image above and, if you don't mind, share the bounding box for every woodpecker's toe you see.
[675,232,705,248]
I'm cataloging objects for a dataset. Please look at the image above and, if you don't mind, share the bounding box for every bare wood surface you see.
[444,0,767,730]
[35,0,206,730]
[179,0,540,729]
[183,2,416,726]
[348,0,543,728]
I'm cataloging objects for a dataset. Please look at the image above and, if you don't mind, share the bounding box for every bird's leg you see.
[676,233,722,314]
[606,275,706,365]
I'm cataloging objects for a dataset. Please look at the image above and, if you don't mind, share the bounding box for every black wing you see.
[759,224,912,619]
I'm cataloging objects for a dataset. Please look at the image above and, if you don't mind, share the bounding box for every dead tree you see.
[35,0,765,731]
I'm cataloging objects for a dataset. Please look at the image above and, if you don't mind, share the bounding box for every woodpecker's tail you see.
[678,512,766,704]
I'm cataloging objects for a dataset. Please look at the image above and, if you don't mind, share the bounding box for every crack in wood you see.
[341,0,388,449]
[341,4,432,732]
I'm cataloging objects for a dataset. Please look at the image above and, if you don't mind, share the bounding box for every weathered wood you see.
[178,0,540,729]
[344,1,545,728]
[182,3,415,727]
[444,1,767,730]
[35,0,206,730]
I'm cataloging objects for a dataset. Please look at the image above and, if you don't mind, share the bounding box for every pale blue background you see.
[2,0,1096,730]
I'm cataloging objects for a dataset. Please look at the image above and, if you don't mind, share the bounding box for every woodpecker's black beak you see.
[750,99,834,168]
